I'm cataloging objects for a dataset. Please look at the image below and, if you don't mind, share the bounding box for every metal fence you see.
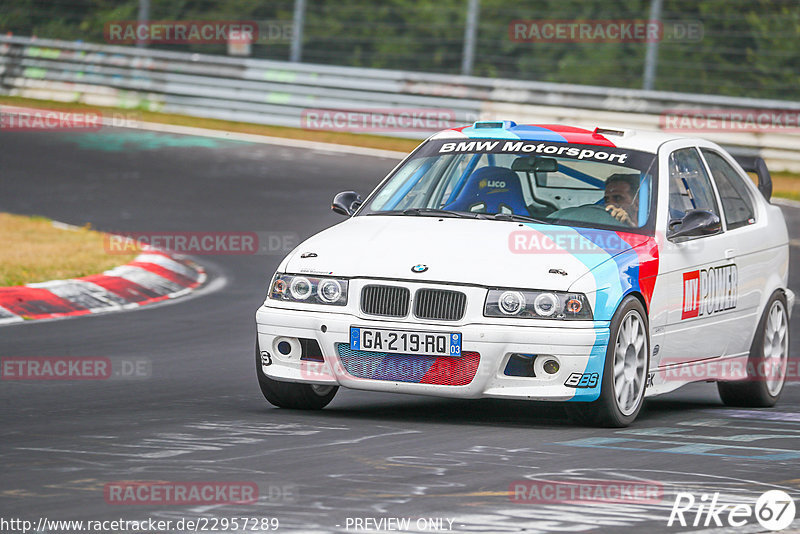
[5,0,800,99]
[2,35,800,171]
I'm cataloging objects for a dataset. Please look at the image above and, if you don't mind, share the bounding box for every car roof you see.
[430,122,693,153]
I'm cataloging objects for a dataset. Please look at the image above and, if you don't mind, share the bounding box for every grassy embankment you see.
[0,213,139,286]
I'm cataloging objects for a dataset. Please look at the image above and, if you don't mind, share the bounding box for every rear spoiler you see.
[732,155,772,202]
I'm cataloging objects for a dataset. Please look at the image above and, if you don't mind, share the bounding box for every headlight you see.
[269,273,348,306]
[484,289,592,320]
[533,292,559,317]
[499,291,525,315]
[289,277,313,300]
[317,279,343,303]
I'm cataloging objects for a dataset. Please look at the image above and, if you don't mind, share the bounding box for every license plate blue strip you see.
[449,333,462,356]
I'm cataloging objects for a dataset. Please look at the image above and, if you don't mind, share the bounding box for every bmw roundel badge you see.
[411,264,428,273]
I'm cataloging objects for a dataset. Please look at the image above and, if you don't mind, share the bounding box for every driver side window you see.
[667,148,720,222]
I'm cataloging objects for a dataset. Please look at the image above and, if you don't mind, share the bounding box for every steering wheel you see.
[584,205,628,224]
[548,204,629,226]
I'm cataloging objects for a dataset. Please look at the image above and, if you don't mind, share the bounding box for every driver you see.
[603,173,640,227]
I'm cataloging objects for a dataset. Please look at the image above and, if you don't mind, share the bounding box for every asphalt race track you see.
[2,127,799,533]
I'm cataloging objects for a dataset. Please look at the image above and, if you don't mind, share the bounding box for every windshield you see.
[360,138,658,233]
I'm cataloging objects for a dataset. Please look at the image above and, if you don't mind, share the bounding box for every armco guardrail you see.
[2,35,799,171]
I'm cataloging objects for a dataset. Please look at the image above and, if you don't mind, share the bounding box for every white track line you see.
[124,120,408,159]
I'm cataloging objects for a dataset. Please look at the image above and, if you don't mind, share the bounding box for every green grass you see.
[0,213,139,286]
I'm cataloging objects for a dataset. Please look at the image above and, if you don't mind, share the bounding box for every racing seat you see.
[443,166,528,215]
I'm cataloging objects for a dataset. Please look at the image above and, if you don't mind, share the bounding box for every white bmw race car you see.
[255,121,793,426]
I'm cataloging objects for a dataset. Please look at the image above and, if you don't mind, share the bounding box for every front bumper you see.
[255,305,609,401]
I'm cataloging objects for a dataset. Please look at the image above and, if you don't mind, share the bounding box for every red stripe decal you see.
[534,124,616,147]
[616,232,659,308]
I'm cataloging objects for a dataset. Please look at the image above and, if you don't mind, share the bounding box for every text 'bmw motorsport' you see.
[438,140,630,163]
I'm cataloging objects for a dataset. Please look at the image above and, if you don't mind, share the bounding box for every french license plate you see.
[350,327,462,357]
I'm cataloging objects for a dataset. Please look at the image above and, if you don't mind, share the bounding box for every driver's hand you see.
[606,205,635,227]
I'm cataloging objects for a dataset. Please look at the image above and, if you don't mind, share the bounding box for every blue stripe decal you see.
[575,328,610,402]
[457,125,571,142]
[520,224,616,402]
[638,174,651,224]
[458,126,522,140]
[571,228,641,316]
[509,125,570,142]
[567,228,646,402]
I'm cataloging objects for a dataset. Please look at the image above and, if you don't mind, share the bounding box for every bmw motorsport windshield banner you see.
[414,139,656,169]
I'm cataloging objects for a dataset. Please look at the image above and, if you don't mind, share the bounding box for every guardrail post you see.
[461,0,479,76]
[136,0,150,49]
[0,42,24,94]
[290,0,306,62]
[643,0,662,90]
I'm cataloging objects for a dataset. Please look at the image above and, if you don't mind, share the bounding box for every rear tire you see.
[255,340,338,410]
[717,291,788,407]
[567,296,649,427]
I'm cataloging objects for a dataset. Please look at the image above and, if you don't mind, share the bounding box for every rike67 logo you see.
[668,490,795,531]
[682,264,738,320]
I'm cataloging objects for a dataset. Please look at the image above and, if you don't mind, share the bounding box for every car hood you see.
[283,216,649,291]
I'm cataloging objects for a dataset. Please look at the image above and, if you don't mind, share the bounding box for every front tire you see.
[717,291,789,407]
[255,340,338,410]
[567,296,650,427]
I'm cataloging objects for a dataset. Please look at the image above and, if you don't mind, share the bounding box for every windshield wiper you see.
[402,208,482,219]
[490,213,549,224]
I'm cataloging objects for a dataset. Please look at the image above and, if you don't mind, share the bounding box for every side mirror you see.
[668,209,721,240]
[331,191,362,216]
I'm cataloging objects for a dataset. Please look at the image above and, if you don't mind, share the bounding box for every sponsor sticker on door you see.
[682,264,737,320]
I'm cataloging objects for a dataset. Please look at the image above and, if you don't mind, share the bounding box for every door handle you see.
[724,248,736,259]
